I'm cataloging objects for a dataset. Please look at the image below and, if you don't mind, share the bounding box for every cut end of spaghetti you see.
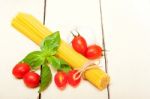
[99,75,110,90]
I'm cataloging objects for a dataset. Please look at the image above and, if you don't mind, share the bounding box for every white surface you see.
[0,0,150,99]
[102,0,150,99]
[0,0,44,99]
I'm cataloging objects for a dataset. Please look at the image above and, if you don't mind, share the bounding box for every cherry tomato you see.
[12,63,30,79]
[72,35,87,55]
[54,72,67,89]
[85,45,102,59]
[67,70,81,87]
[23,72,40,88]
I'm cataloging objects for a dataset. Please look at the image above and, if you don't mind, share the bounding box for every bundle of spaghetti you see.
[12,13,110,90]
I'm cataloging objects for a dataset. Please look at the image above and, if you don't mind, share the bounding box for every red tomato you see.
[23,72,40,88]
[12,63,30,79]
[72,35,87,55]
[67,70,81,87]
[85,45,102,59]
[54,72,67,89]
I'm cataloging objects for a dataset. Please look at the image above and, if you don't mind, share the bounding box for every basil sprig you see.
[22,31,71,92]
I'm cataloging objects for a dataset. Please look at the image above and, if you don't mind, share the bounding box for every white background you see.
[0,0,150,99]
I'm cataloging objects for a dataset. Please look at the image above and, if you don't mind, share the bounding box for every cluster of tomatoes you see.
[12,63,40,88]
[54,70,81,89]
[71,33,103,59]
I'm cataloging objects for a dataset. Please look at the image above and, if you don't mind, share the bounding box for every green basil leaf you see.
[59,59,72,73]
[39,64,52,92]
[59,59,68,65]
[22,51,45,69]
[40,31,60,55]
[59,64,71,73]
[47,56,61,69]
[47,56,71,73]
